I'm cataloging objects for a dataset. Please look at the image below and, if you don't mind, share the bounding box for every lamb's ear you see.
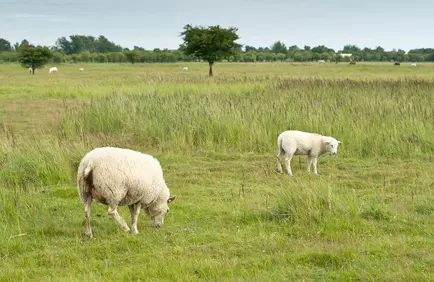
[324,140,331,144]
[337,141,342,144]
[168,196,176,203]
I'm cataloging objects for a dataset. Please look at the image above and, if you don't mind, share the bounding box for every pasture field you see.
[0,62,433,281]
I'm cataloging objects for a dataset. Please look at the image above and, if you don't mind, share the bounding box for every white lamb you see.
[277,130,341,176]
[49,67,58,73]
[77,147,176,238]
[183,67,188,71]
[28,67,33,74]
[78,68,84,72]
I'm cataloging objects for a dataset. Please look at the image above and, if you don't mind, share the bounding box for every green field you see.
[0,62,433,281]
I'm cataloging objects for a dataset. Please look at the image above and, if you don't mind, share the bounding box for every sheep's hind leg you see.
[285,152,294,176]
[84,195,93,238]
[108,205,130,233]
[128,203,141,235]
[277,150,284,173]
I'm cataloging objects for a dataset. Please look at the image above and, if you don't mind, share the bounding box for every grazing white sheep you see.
[77,147,176,238]
[277,130,341,176]
[28,67,33,74]
[183,67,188,71]
[410,63,417,67]
[318,60,326,64]
[78,68,84,72]
[49,67,58,73]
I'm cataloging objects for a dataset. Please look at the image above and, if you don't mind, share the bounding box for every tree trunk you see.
[208,62,213,77]
[32,65,35,75]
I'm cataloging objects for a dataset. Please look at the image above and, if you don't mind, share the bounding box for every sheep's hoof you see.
[130,230,139,235]
[84,233,93,239]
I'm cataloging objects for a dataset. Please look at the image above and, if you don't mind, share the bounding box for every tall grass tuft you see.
[59,78,434,157]
[272,180,361,233]
[0,137,85,189]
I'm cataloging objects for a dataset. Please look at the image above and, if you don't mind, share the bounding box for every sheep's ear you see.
[168,196,176,203]
[324,140,331,144]
[337,141,342,144]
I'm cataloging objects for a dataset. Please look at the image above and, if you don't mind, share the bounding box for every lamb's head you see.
[145,189,176,228]
[323,137,341,155]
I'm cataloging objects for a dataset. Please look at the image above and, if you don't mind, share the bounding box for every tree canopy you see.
[18,45,52,74]
[55,35,123,55]
[271,41,287,54]
[0,38,12,52]
[180,24,241,76]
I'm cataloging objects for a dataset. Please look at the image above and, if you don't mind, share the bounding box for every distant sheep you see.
[277,130,341,176]
[79,68,84,72]
[183,67,188,71]
[77,147,176,238]
[28,67,33,74]
[394,62,400,66]
[349,61,356,65]
[49,67,58,73]
[410,63,417,67]
[318,60,326,64]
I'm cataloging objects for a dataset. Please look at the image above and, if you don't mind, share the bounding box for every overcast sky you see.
[1,0,433,51]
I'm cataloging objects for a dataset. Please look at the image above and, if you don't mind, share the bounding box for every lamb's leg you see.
[285,152,294,176]
[313,157,319,175]
[307,155,312,174]
[128,203,141,235]
[277,151,284,173]
[84,195,93,238]
[108,205,130,233]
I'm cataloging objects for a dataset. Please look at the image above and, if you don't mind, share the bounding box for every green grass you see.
[0,62,433,281]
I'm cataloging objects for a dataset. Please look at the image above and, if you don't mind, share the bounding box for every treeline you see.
[1,36,434,63]
[0,50,195,63]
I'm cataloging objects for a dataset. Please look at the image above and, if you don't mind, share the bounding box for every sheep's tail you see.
[77,162,93,204]
[276,134,284,166]
[277,134,284,155]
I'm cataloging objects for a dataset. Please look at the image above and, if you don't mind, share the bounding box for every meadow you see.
[0,62,433,281]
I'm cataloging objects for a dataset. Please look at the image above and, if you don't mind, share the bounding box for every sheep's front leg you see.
[307,155,312,174]
[128,203,141,235]
[108,205,130,233]
[313,157,319,175]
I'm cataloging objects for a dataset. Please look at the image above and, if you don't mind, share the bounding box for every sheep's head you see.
[145,195,176,228]
[324,137,341,155]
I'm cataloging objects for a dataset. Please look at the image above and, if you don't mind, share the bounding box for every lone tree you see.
[180,24,241,76]
[19,45,52,74]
